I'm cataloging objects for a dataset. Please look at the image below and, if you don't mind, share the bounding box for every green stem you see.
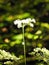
[22,24,26,65]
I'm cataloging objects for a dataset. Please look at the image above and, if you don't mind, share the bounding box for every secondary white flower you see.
[29,47,49,64]
[14,18,36,28]
[41,48,49,55]
[34,48,41,52]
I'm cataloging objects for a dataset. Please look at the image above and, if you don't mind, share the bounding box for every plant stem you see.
[22,24,26,65]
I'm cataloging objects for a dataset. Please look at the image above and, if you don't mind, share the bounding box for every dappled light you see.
[0,0,49,65]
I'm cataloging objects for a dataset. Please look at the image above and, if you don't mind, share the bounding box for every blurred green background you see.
[0,0,49,58]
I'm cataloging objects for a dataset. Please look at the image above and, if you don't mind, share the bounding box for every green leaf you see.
[16,13,30,19]
[25,33,33,39]
[33,35,38,40]
[12,34,23,40]
[35,30,42,34]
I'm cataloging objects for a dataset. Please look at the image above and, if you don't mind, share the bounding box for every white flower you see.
[25,18,31,23]
[41,48,49,55]
[29,47,49,64]
[14,19,19,25]
[14,19,22,28]
[29,23,34,27]
[14,18,36,28]
[34,48,41,52]
[31,18,36,23]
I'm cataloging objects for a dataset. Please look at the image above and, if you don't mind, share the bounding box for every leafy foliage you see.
[0,0,49,65]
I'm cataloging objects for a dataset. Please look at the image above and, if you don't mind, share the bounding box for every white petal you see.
[14,20,18,25]
[30,23,34,27]
[17,23,22,28]
[31,19,36,23]
[26,18,31,23]
[21,19,26,23]
[14,20,20,25]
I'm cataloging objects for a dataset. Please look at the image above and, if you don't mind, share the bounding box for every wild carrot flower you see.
[14,18,36,28]
[29,47,49,64]
[14,18,36,65]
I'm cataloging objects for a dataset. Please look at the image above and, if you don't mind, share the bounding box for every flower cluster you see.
[14,18,36,28]
[29,48,49,64]
[0,49,20,61]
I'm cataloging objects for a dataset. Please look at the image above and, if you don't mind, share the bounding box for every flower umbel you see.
[14,18,36,28]
[29,47,49,64]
